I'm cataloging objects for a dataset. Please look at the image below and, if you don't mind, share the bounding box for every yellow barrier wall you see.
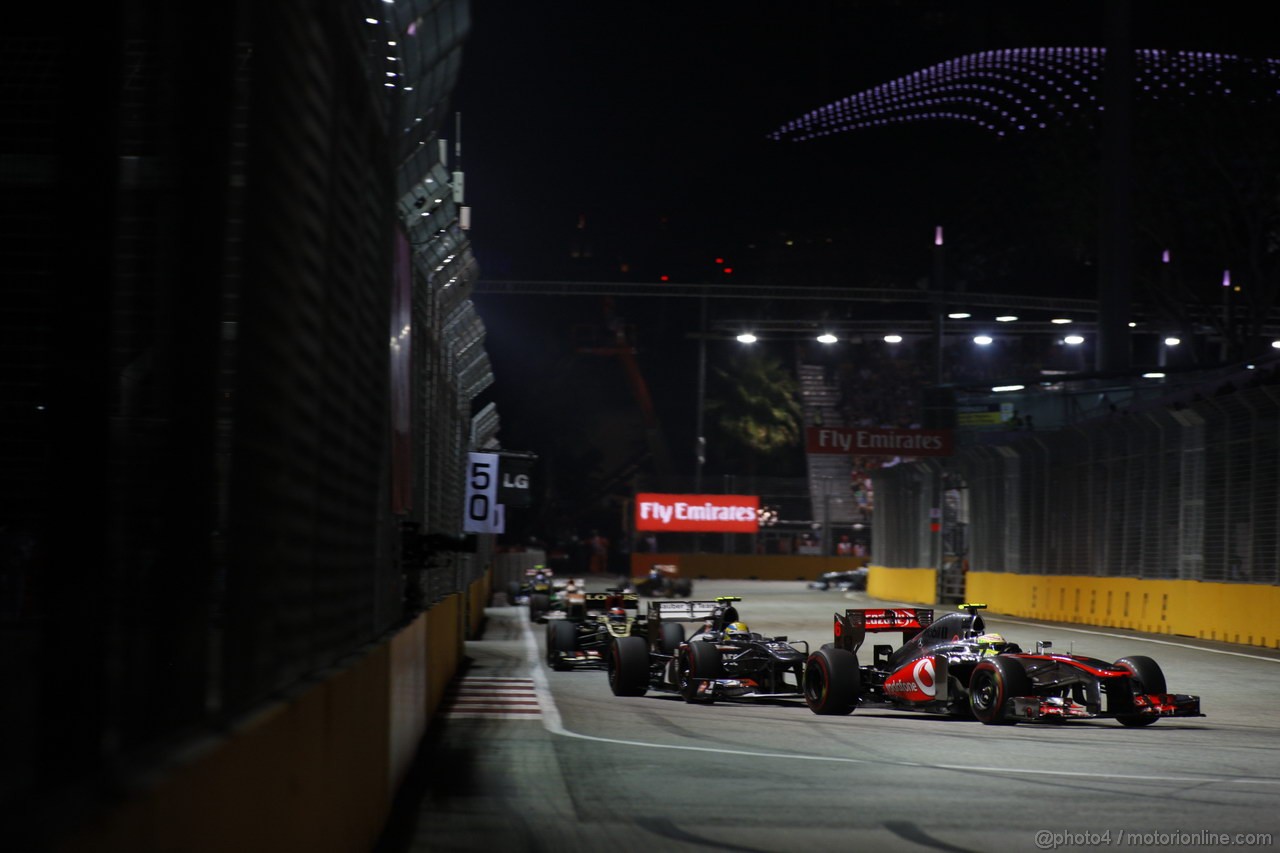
[966,571,1280,648]
[467,570,492,639]
[866,565,937,605]
[59,577,484,853]
[858,567,1280,649]
[61,646,394,853]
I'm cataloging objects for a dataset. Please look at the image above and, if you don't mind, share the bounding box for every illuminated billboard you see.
[635,493,760,533]
[806,426,953,457]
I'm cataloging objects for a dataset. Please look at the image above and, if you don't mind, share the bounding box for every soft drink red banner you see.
[635,493,760,532]
[806,426,953,457]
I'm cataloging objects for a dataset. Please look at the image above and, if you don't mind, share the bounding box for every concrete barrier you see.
[966,571,1280,648]
[59,574,484,853]
[858,565,1279,649]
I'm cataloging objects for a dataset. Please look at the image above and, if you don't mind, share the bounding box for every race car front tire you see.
[804,646,859,715]
[969,656,1031,724]
[1113,655,1166,727]
[680,641,722,704]
[609,636,649,697]
[529,593,550,622]
[548,619,577,671]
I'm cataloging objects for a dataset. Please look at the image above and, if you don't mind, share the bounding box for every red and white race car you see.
[804,603,1204,725]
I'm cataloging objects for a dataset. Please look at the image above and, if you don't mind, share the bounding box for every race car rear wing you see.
[584,591,639,612]
[834,608,935,653]
[648,599,726,622]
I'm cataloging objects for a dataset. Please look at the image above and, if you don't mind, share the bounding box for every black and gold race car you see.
[804,603,1203,725]
[545,589,644,671]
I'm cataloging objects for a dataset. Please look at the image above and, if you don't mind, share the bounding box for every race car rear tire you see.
[507,581,521,604]
[804,646,859,715]
[609,636,649,696]
[548,619,577,671]
[674,578,692,597]
[660,622,685,655]
[969,656,1031,724]
[529,593,550,622]
[680,641,722,704]
[1114,655,1166,727]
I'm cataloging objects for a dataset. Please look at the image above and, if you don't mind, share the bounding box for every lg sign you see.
[635,493,759,533]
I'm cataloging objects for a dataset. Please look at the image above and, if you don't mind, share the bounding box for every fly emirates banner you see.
[635,493,760,533]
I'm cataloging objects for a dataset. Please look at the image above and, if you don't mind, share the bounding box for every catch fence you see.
[873,382,1280,585]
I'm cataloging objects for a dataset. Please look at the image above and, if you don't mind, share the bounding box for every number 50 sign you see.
[463,452,505,533]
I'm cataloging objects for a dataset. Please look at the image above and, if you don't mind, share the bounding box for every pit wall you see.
[59,571,491,853]
[867,565,1280,649]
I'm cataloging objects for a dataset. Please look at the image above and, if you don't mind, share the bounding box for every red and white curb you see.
[439,676,542,719]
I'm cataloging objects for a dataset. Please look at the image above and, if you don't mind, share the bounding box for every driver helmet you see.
[976,632,1006,656]
[608,607,627,622]
[723,621,750,642]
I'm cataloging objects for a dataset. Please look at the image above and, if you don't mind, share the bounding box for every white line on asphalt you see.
[518,611,1274,786]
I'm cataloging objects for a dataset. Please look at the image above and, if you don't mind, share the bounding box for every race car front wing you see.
[1009,692,1203,721]
[688,677,804,701]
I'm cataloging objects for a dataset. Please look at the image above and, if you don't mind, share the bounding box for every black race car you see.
[507,567,557,619]
[634,563,693,598]
[807,567,868,591]
[545,590,643,671]
[607,596,808,704]
[804,603,1204,725]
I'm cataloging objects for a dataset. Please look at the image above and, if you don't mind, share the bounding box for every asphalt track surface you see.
[378,580,1280,853]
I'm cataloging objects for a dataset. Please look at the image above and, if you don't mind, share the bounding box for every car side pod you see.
[804,645,861,715]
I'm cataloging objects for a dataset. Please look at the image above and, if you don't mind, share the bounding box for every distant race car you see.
[508,567,588,623]
[804,603,1204,726]
[807,567,868,591]
[531,576,589,624]
[507,566,554,608]
[634,563,693,598]
[607,596,808,704]
[546,589,644,671]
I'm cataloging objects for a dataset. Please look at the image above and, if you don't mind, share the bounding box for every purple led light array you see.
[769,48,1280,141]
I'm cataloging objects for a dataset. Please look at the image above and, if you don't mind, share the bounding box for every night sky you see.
[450,1,1280,542]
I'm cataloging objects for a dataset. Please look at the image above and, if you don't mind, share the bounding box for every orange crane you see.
[573,296,674,478]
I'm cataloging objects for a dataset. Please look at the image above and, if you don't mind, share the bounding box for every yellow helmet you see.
[723,621,750,641]
[976,633,1006,656]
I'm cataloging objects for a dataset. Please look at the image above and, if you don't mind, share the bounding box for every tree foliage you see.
[705,350,804,475]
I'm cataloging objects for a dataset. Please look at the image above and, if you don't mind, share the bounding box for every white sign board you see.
[463,452,505,533]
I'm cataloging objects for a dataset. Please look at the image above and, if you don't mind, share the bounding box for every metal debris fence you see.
[873,383,1280,585]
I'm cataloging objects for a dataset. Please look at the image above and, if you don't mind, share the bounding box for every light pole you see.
[693,296,707,553]
[694,295,707,495]
[934,226,945,385]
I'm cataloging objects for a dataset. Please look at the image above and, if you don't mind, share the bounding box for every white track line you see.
[518,613,1273,786]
